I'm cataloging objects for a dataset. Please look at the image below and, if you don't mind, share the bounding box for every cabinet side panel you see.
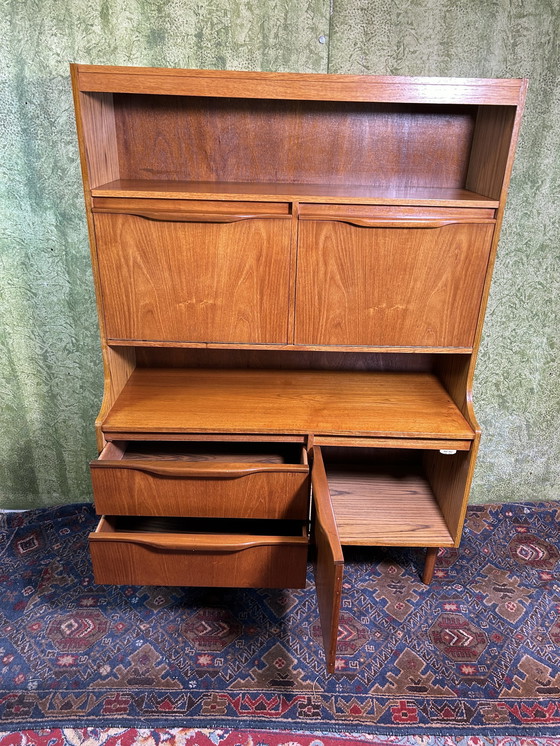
[466,106,517,201]
[435,354,479,431]
[96,346,136,450]
[79,92,120,189]
[423,443,479,545]
[71,67,130,452]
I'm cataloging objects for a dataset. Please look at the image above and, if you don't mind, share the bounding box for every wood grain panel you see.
[114,340,471,354]
[92,197,291,216]
[325,467,453,547]
[299,204,495,220]
[314,436,471,450]
[321,446,454,546]
[311,447,344,674]
[94,212,292,344]
[295,221,494,347]
[90,516,308,588]
[102,368,475,439]
[95,346,136,451]
[106,433,308,443]
[435,354,480,430]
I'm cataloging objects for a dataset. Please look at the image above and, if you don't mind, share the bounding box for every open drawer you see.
[89,516,308,588]
[90,441,310,519]
[310,443,473,672]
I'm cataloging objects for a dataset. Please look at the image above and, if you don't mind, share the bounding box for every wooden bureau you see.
[71,65,526,672]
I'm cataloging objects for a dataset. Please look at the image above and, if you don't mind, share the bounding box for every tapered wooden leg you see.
[422,547,438,585]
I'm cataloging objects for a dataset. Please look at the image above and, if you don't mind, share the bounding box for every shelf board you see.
[326,465,454,547]
[107,338,473,354]
[102,368,474,440]
[92,179,499,208]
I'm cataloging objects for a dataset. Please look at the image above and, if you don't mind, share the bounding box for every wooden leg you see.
[422,547,438,585]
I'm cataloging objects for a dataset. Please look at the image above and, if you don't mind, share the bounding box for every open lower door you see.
[311,446,344,673]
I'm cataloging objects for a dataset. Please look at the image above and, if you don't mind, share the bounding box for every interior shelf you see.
[102,368,475,440]
[92,179,499,207]
[323,450,454,547]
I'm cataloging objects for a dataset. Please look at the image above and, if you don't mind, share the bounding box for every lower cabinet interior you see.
[318,446,457,548]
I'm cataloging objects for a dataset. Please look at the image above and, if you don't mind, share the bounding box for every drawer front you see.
[91,463,310,519]
[89,517,308,588]
[93,203,292,344]
[90,443,310,520]
[295,209,495,348]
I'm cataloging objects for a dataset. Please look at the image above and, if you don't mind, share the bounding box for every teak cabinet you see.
[71,65,526,673]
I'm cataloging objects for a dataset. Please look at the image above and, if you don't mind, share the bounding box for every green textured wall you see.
[1,0,558,508]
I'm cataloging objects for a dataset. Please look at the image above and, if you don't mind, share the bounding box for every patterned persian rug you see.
[1,728,560,745]
[1,502,560,735]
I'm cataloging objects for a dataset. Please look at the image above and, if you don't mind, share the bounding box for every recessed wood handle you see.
[91,532,307,552]
[93,209,291,223]
[89,460,308,478]
[299,216,495,228]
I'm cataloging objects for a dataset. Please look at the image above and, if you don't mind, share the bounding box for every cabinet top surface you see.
[72,64,527,105]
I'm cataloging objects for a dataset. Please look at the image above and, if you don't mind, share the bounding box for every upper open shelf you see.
[75,67,525,206]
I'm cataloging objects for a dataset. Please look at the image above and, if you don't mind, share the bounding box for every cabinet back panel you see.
[113,94,476,189]
[134,348,434,372]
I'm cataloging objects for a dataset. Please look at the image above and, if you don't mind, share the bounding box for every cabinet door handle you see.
[89,460,308,478]
[93,210,290,223]
[299,217,495,228]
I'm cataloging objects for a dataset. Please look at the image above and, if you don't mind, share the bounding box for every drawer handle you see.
[92,533,306,552]
[93,209,290,223]
[90,460,308,478]
[299,217,495,228]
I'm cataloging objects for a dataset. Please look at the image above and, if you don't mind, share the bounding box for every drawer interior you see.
[319,446,468,547]
[99,515,307,538]
[101,440,308,465]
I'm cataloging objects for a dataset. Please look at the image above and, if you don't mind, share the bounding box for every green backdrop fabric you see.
[1,0,558,508]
